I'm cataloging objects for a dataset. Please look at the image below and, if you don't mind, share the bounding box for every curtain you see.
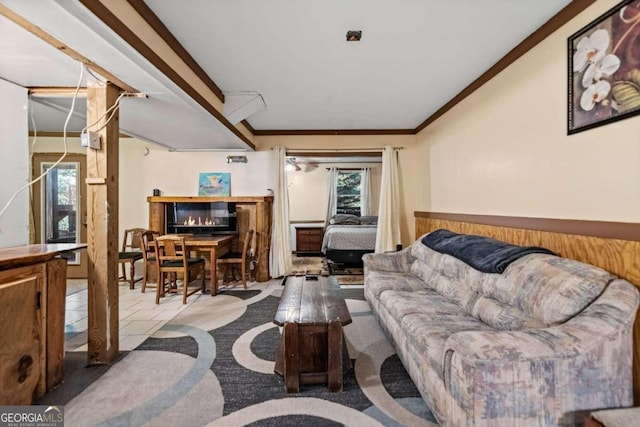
[325,167,338,226]
[375,146,401,253]
[269,146,292,278]
[360,167,372,216]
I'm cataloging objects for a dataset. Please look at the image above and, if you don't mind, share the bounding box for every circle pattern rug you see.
[62,287,437,426]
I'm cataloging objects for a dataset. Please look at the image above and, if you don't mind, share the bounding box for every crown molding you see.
[254,128,415,136]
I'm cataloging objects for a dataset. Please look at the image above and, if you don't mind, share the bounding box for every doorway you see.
[32,153,87,278]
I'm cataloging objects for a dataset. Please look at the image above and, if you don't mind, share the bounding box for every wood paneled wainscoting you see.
[415,211,640,403]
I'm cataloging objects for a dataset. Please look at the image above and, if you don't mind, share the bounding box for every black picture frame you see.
[568,0,640,134]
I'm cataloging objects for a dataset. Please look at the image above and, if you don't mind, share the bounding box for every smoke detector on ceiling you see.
[346,30,362,42]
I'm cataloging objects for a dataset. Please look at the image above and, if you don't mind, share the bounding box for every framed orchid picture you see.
[568,0,640,134]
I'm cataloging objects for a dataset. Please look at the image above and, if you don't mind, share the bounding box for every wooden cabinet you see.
[296,226,323,254]
[148,196,273,282]
[0,243,83,405]
[0,264,44,405]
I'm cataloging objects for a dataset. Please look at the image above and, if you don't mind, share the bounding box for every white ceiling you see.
[146,0,573,130]
[0,0,574,147]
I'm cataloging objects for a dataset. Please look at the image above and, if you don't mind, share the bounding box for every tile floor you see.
[63,262,363,353]
[64,278,234,352]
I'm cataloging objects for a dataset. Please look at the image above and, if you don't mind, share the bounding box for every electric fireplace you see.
[165,202,237,235]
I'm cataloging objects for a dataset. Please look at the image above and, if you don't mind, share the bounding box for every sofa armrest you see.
[362,248,413,273]
[443,280,639,424]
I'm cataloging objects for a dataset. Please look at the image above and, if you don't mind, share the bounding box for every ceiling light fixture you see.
[346,30,362,42]
[286,157,301,172]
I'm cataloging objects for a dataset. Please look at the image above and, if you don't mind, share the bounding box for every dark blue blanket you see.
[421,229,556,274]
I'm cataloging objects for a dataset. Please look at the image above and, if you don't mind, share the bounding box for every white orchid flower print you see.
[573,29,610,72]
[580,80,612,111]
[582,53,621,88]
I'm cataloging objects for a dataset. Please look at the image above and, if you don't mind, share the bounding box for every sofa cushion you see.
[365,270,428,300]
[409,241,483,312]
[481,254,615,326]
[380,290,494,379]
[471,296,545,330]
[408,237,615,328]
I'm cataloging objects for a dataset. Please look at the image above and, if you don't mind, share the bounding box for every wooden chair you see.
[139,229,160,293]
[217,229,254,289]
[154,235,206,304]
[118,228,146,289]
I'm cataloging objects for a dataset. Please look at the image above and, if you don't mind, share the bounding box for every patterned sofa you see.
[363,232,639,426]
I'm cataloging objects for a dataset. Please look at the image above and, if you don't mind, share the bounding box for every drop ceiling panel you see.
[0,0,251,150]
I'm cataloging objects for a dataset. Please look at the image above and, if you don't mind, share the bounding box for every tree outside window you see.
[336,171,361,216]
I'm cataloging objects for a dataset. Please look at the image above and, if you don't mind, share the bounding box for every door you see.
[32,153,87,278]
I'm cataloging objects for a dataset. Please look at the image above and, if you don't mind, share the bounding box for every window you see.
[336,171,361,216]
[41,161,81,264]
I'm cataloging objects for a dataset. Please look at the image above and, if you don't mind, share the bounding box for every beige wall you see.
[32,137,275,245]
[257,134,418,246]
[33,134,418,248]
[416,0,640,222]
[287,162,382,222]
[30,136,85,154]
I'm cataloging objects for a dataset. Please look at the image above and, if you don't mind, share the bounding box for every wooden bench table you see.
[273,275,352,392]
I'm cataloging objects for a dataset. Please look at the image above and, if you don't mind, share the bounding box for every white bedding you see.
[321,224,377,252]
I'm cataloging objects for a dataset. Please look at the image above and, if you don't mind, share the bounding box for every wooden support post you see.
[86,81,120,365]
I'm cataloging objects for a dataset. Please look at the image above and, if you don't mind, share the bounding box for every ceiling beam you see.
[29,131,132,138]
[0,5,138,94]
[241,120,256,134]
[413,0,598,133]
[28,87,88,97]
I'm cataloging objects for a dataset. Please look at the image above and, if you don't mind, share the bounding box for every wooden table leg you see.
[328,320,343,392]
[210,246,218,296]
[274,331,284,376]
[283,322,299,393]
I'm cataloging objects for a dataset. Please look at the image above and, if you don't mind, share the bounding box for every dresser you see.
[295,226,323,255]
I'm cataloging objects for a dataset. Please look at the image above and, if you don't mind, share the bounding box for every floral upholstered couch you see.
[363,230,639,426]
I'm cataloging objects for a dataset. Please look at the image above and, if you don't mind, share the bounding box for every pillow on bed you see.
[330,214,360,225]
[360,216,378,225]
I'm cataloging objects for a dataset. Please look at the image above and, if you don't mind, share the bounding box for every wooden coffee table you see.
[273,275,352,392]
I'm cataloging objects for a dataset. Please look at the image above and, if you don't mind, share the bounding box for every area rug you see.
[293,256,364,285]
[62,286,437,426]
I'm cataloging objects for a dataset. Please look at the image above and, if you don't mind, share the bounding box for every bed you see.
[322,214,377,266]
